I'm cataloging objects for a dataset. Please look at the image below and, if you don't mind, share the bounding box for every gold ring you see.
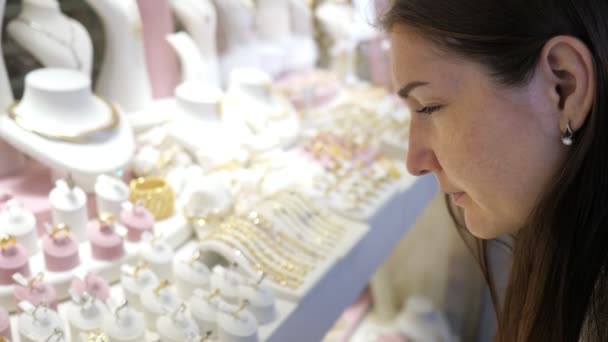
[129,177,174,220]
[50,223,71,240]
[98,212,115,230]
[207,288,221,301]
[0,235,16,251]
[133,262,149,279]
[154,279,170,295]
[232,299,249,319]
[87,330,109,342]
[28,272,44,289]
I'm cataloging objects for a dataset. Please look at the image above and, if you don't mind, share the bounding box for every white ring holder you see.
[217,299,259,342]
[0,199,38,255]
[189,288,224,338]
[17,301,63,342]
[211,264,243,305]
[173,250,211,299]
[156,303,200,342]
[139,279,180,331]
[139,233,174,278]
[0,68,134,192]
[120,263,159,311]
[94,174,129,219]
[65,289,107,340]
[237,276,277,325]
[102,300,146,342]
[49,177,88,242]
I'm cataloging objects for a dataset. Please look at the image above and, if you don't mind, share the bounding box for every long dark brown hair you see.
[382,1,608,341]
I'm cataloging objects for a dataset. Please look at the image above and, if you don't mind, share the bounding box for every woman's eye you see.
[416,105,442,115]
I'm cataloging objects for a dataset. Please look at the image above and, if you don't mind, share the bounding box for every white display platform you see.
[4,173,435,341]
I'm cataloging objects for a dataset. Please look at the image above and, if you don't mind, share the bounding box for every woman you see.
[382,1,608,341]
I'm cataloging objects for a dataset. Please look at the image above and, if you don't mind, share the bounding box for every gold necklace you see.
[7,97,120,143]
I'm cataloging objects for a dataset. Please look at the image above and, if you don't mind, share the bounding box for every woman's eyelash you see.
[416,105,442,114]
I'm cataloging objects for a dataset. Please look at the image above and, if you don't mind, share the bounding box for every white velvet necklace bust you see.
[7,0,94,76]
[213,0,261,84]
[170,0,221,86]
[85,0,152,112]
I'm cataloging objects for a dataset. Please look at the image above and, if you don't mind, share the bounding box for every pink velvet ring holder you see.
[120,203,154,242]
[88,213,125,261]
[13,273,58,310]
[70,272,110,302]
[42,223,80,272]
[0,236,30,285]
[0,306,10,339]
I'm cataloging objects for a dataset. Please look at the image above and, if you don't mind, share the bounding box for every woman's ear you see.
[536,35,596,132]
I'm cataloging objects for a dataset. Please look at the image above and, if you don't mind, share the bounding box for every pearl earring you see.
[562,120,574,146]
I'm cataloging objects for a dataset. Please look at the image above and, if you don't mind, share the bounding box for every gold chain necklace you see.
[7,97,120,143]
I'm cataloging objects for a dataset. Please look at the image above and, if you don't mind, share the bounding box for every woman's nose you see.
[406,126,441,176]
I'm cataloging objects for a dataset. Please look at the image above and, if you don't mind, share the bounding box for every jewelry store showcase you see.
[0,1,487,341]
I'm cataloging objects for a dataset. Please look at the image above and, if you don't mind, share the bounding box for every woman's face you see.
[391,26,568,239]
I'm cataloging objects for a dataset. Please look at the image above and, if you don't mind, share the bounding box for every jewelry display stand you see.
[7,0,94,76]
[285,0,318,73]
[166,32,214,84]
[0,0,25,178]
[85,0,152,112]
[315,1,361,82]
[254,0,290,77]
[213,0,261,85]
[0,68,134,192]
[170,0,221,87]
[136,0,180,98]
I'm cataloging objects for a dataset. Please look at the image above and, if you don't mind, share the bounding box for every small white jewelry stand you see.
[166,32,217,85]
[0,0,25,177]
[7,0,94,77]
[85,0,153,112]
[315,1,361,82]
[0,68,134,192]
[254,0,290,77]
[212,0,261,85]
[285,0,318,72]
[170,0,221,87]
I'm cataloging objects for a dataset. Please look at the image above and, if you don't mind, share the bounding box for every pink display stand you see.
[41,231,80,272]
[137,0,180,98]
[120,204,154,242]
[0,243,30,285]
[87,220,125,261]
[14,279,58,310]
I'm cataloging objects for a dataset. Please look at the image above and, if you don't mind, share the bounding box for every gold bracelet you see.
[7,97,120,143]
[204,232,302,289]
[263,203,336,250]
[277,191,346,234]
[271,197,345,239]
[223,220,315,274]
[239,212,325,261]
[129,177,174,220]
[215,225,308,278]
